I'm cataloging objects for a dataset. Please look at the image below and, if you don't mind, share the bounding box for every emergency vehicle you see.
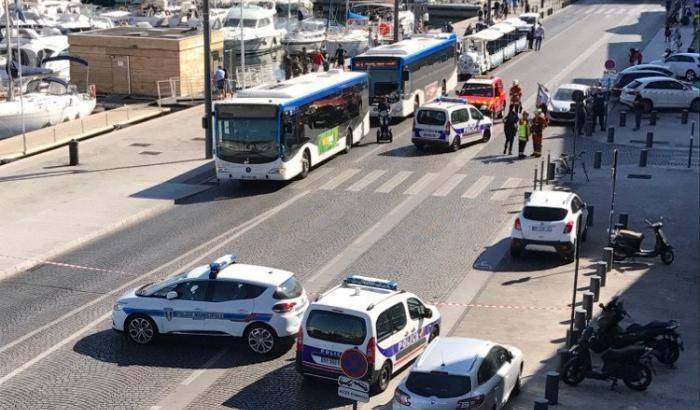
[456,76,507,118]
[412,97,492,151]
[295,276,441,393]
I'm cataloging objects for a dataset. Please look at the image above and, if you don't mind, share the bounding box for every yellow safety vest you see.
[518,121,529,140]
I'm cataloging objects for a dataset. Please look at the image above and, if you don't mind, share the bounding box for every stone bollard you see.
[68,139,79,166]
[618,213,629,229]
[545,371,560,405]
[640,149,648,167]
[566,328,580,348]
[574,307,587,330]
[619,111,627,127]
[558,348,572,373]
[603,247,614,272]
[590,275,602,302]
[534,398,549,410]
[587,205,594,226]
[593,151,602,168]
[582,291,594,319]
[646,131,654,148]
[650,110,657,126]
[607,126,615,142]
[596,261,607,287]
[682,110,688,124]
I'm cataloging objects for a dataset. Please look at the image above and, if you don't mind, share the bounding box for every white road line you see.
[375,171,413,193]
[346,169,387,192]
[291,166,336,190]
[319,168,361,190]
[404,173,438,195]
[462,175,495,199]
[490,177,522,201]
[352,144,384,163]
[180,349,227,386]
[432,173,467,197]
[584,7,595,15]
[604,8,615,15]
[0,190,312,384]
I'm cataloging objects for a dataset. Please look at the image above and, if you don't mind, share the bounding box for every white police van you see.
[112,255,308,355]
[412,97,492,151]
[295,276,441,393]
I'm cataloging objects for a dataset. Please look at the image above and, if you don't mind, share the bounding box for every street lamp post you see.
[202,0,213,159]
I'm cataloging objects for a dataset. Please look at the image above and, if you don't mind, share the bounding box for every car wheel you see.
[642,99,653,113]
[245,323,278,355]
[690,98,700,113]
[372,362,392,393]
[299,150,310,179]
[685,69,697,82]
[414,142,424,150]
[510,247,522,258]
[344,131,353,154]
[126,314,158,345]
[450,136,461,152]
[656,339,681,365]
[562,242,576,263]
[482,128,491,142]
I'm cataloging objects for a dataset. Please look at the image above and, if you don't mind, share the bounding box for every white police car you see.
[112,255,308,355]
[295,275,441,393]
[412,98,492,152]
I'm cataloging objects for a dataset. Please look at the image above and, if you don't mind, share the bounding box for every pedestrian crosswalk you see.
[302,167,527,201]
[578,5,657,17]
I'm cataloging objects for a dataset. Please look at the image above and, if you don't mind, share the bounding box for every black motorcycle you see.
[610,218,674,265]
[562,327,655,391]
[591,298,683,366]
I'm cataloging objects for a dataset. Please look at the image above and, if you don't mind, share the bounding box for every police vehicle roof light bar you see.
[436,97,468,105]
[343,275,398,291]
[208,254,237,279]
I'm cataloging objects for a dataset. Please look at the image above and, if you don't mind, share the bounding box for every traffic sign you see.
[604,59,616,71]
[338,376,370,403]
[340,349,368,379]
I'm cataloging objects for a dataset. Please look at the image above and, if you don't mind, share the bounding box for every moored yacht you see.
[222,4,284,54]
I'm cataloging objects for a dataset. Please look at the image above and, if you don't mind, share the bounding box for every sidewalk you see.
[0,105,213,280]
[640,23,695,64]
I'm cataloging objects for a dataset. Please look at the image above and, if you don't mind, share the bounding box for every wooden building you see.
[68,27,224,97]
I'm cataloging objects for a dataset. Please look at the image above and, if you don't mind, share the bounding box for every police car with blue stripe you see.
[295,276,441,393]
[412,97,492,151]
[112,255,308,355]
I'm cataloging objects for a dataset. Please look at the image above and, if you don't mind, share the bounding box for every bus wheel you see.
[344,131,353,154]
[299,151,311,179]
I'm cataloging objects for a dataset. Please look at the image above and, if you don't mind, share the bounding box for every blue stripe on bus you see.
[280,73,369,111]
[401,38,457,66]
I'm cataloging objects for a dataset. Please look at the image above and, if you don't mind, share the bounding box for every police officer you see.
[592,88,606,132]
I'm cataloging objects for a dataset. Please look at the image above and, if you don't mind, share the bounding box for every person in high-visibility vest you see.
[530,109,548,158]
[517,111,530,159]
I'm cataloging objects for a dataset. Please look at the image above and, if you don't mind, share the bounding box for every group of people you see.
[502,80,548,159]
[282,45,347,80]
[480,0,528,22]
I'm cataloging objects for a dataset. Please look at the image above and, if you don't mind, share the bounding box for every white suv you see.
[112,255,308,355]
[651,53,700,82]
[510,191,589,261]
[296,276,441,393]
[412,98,492,151]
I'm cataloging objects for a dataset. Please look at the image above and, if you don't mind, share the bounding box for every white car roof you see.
[313,277,407,316]
[557,83,590,92]
[413,337,492,376]
[526,191,574,208]
[186,260,294,287]
[633,76,681,84]
[420,99,475,112]
[620,64,672,73]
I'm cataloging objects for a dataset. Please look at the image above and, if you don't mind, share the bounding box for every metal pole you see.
[540,160,544,190]
[487,0,492,24]
[690,121,696,169]
[568,220,583,338]
[3,0,13,101]
[607,149,619,244]
[203,0,213,159]
[239,0,246,89]
[571,104,578,181]
[393,0,400,43]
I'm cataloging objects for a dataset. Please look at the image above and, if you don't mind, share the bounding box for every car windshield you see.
[215,104,279,164]
[406,372,471,398]
[274,276,303,299]
[416,109,446,126]
[553,88,576,101]
[523,206,568,221]
[305,310,366,345]
[136,272,188,297]
[626,80,642,89]
[460,83,493,97]
[520,16,536,25]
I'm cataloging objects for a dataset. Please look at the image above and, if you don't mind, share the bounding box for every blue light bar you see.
[214,254,237,268]
[436,97,467,105]
[344,275,397,291]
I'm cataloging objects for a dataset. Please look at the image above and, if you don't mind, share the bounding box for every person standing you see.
[509,80,523,114]
[283,52,292,80]
[312,50,324,72]
[517,111,530,159]
[592,88,606,132]
[300,47,309,74]
[464,24,474,36]
[525,0,530,13]
[632,91,644,131]
[503,2,509,18]
[335,44,346,70]
[664,25,672,43]
[530,109,547,157]
[534,24,544,51]
[503,109,518,155]
[214,66,226,99]
[527,25,535,49]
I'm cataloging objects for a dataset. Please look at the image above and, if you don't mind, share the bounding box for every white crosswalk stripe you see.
[432,174,467,197]
[375,171,413,193]
[346,170,387,192]
[404,173,438,195]
[292,166,336,190]
[584,7,595,15]
[490,177,522,201]
[319,168,361,190]
[462,175,495,199]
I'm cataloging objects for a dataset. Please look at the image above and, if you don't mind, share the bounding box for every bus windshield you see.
[215,104,279,164]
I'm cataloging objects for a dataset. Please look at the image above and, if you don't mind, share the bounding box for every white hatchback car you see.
[393,337,524,410]
[112,255,308,355]
[650,53,700,82]
[620,77,700,113]
[412,98,492,151]
[510,191,589,261]
[547,83,590,123]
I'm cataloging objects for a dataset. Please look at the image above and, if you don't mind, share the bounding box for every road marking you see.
[584,7,595,15]
[180,349,227,386]
[462,175,495,199]
[291,166,336,190]
[319,168,361,190]
[352,144,384,164]
[403,173,438,195]
[0,254,132,276]
[346,169,387,192]
[490,177,522,201]
[432,173,466,197]
[0,190,312,379]
[374,171,412,193]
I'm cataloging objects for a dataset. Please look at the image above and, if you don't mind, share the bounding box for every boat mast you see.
[239,0,245,88]
[3,0,14,101]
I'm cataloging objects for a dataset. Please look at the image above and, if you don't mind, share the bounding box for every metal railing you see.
[156,77,237,107]
[235,64,277,90]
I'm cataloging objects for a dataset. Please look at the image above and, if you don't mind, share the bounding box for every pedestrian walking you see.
[628,48,639,66]
[222,67,230,98]
[283,52,292,79]
[214,66,225,99]
[592,88,606,131]
[494,2,501,19]
[575,99,586,136]
[534,24,544,51]
[335,44,346,70]
[672,27,682,48]
[530,109,547,157]
[664,25,672,43]
[517,111,530,159]
[527,25,535,49]
[291,56,302,77]
[632,91,644,131]
[503,109,518,155]
[503,3,509,18]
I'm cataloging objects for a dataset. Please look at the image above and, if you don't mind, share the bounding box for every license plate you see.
[419,131,438,138]
[316,356,339,366]
[532,226,552,232]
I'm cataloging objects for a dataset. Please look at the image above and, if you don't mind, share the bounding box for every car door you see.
[664,55,682,77]
[476,351,501,409]
[493,346,516,404]
[469,107,487,140]
[676,55,695,78]
[662,80,690,107]
[165,280,211,333]
[406,297,431,351]
[643,81,668,107]
[452,108,470,140]
[206,280,263,336]
[375,303,408,368]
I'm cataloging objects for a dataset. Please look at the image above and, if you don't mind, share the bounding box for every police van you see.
[295,276,441,393]
[412,97,492,152]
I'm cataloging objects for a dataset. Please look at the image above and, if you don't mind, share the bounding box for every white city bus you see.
[351,33,458,119]
[213,70,370,181]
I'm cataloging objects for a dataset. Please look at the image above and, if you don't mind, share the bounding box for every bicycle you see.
[554,151,590,182]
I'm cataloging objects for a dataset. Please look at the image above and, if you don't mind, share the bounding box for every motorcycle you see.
[562,326,656,391]
[376,109,393,143]
[592,297,683,366]
[610,218,674,264]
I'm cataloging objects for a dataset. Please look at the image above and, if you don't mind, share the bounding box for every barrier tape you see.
[432,301,569,311]
[0,254,132,276]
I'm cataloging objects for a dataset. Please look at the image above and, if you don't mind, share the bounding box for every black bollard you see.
[68,139,79,166]
[534,398,549,410]
[545,371,560,405]
[682,110,688,124]
[590,275,601,302]
[650,110,657,126]
[619,111,626,127]
[582,291,594,319]
[525,191,532,201]
[557,348,572,373]
[646,131,654,148]
[618,213,629,229]
[593,151,602,168]
[596,261,607,287]
[547,162,556,181]
[574,307,587,330]
[607,126,615,143]
[603,247,614,272]
[640,149,648,167]
[587,205,594,226]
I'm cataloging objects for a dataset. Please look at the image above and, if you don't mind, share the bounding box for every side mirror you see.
[402,70,410,82]
[166,291,179,300]
[423,308,433,319]
[599,303,605,309]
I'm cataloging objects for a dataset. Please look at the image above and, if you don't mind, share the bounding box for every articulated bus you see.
[351,33,458,119]
[213,70,369,181]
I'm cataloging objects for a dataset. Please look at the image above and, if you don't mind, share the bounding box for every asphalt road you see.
[0,1,666,409]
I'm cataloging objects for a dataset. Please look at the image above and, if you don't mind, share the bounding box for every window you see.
[417,109,447,125]
[208,281,266,302]
[571,196,584,213]
[137,272,189,297]
[376,303,407,342]
[306,311,366,345]
[477,356,496,385]
[274,276,303,299]
[407,298,426,320]
[451,109,468,124]
[678,55,695,62]
[626,80,642,89]
[647,80,683,90]
[666,55,680,62]
[493,346,511,368]
[175,280,209,301]
[523,206,568,221]
[405,372,471,398]
[469,107,484,121]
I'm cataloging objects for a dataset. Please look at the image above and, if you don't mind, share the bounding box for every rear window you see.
[305,310,366,345]
[627,80,642,89]
[523,206,568,221]
[417,109,446,126]
[274,276,303,299]
[406,372,471,398]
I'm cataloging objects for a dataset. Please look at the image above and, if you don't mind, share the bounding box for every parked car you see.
[650,53,700,81]
[547,83,591,123]
[618,64,675,77]
[612,70,672,96]
[393,337,524,410]
[620,77,700,112]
